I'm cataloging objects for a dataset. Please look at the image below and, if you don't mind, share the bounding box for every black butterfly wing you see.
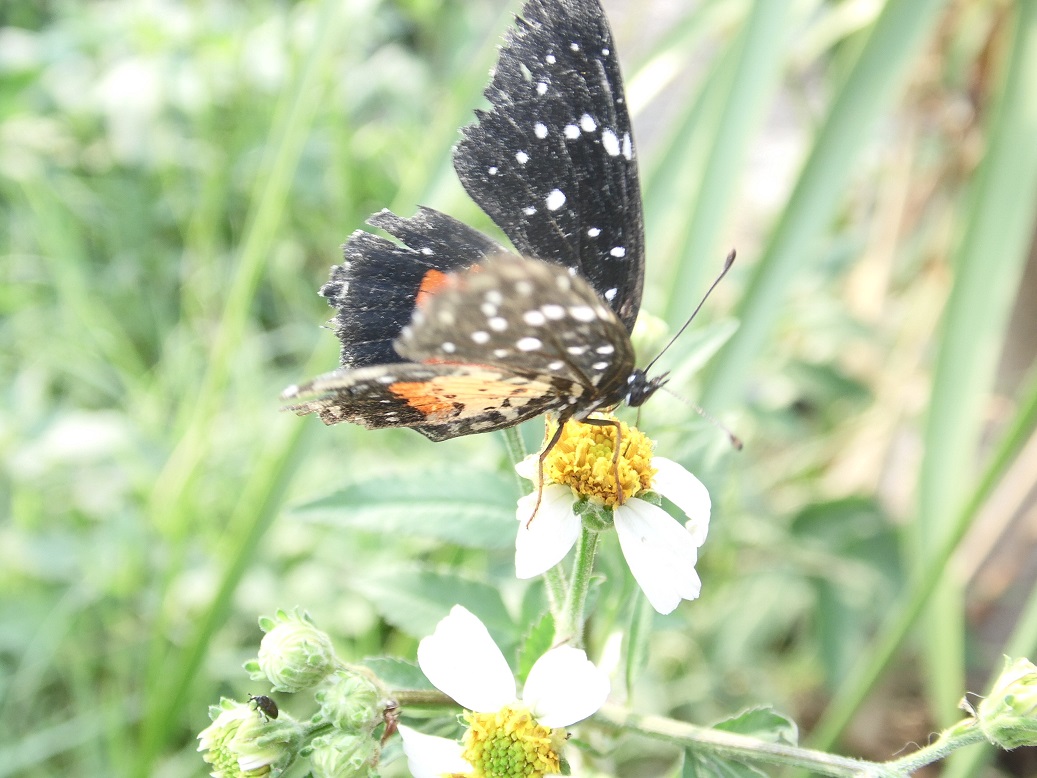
[322,207,508,369]
[453,0,645,332]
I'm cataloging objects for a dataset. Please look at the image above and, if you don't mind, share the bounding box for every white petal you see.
[398,725,472,778]
[652,456,711,547]
[523,646,610,727]
[614,499,702,614]
[515,454,539,482]
[417,605,515,711]
[515,485,581,578]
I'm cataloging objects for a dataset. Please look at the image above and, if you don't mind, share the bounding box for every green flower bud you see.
[309,732,381,778]
[977,657,1037,749]
[197,698,303,777]
[247,608,337,693]
[315,668,387,734]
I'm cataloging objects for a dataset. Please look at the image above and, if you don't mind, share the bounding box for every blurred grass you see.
[1,1,1036,776]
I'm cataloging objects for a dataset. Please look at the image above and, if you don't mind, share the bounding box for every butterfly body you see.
[283,0,663,439]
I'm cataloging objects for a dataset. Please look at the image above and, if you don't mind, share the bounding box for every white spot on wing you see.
[596,344,615,355]
[546,54,556,64]
[516,150,529,164]
[602,129,620,156]
[523,310,547,326]
[537,81,548,95]
[443,342,456,353]
[592,361,609,370]
[610,246,626,258]
[523,206,536,216]
[534,122,548,139]
[420,247,433,255]
[604,287,618,301]
[516,336,542,351]
[472,331,490,344]
[564,124,580,139]
[580,114,596,132]
[570,42,579,51]
[569,306,596,322]
[622,132,633,160]
[542,304,565,320]
[588,227,601,237]
[488,316,508,332]
[488,166,498,175]
[546,189,566,211]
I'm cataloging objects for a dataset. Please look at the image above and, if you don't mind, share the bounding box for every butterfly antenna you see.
[643,249,736,375]
[661,386,743,450]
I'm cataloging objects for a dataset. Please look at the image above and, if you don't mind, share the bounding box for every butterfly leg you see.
[527,412,577,526]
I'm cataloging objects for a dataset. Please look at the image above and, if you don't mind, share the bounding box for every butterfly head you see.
[625,369,668,408]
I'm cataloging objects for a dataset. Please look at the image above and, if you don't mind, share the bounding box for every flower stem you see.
[596,705,989,777]
[881,719,986,773]
[558,525,599,648]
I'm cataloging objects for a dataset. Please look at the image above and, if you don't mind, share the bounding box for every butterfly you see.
[282,0,667,458]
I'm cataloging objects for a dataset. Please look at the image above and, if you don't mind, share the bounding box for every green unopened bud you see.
[197,698,303,777]
[315,668,387,734]
[977,657,1037,749]
[309,732,381,778]
[246,608,337,692]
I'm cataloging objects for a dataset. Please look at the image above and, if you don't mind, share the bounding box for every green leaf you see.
[350,567,516,647]
[712,706,799,745]
[516,611,555,683]
[292,467,518,549]
[681,749,766,778]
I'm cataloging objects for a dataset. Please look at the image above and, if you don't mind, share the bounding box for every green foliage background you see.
[1,0,1036,775]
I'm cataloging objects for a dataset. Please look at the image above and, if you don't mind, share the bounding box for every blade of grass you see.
[915,0,1037,727]
[659,0,790,325]
[698,0,946,412]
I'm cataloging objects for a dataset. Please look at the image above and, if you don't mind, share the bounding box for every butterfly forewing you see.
[283,361,578,441]
[453,0,645,332]
[396,255,636,399]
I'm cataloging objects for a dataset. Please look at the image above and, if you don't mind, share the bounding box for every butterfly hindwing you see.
[323,207,508,369]
[453,0,645,331]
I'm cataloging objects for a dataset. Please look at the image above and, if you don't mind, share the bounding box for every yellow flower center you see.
[460,705,564,778]
[542,415,656,507]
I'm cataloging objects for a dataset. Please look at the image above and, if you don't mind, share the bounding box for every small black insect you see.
[248,694,279,721]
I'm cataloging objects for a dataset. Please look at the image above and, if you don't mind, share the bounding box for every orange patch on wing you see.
[388,374,548,421]
[414,265,483,309]
[389,380,458,416]
[415,269,449,309]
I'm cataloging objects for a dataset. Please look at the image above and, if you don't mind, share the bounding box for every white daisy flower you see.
[515,415,711,615]
[398,605,610,778]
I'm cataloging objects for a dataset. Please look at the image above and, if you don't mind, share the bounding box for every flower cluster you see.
[198,609,392,778]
